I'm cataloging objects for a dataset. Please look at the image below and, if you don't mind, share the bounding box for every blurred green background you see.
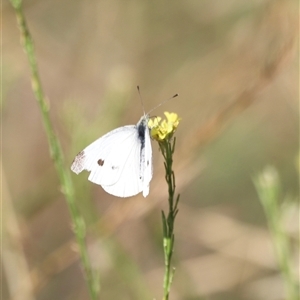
[3,0,299,299]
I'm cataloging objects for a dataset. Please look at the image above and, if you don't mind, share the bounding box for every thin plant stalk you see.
[160,138,180,300]
[9,1,100,299]
[253,167,299,300]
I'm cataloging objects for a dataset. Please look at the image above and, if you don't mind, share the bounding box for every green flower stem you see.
[10,1,99,299]
[254,167,299,300]
[159,138,180,300]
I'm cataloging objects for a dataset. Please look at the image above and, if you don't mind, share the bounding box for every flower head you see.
[148,112,181,141]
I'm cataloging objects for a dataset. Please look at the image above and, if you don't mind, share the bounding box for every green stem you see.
[9,1,99,299]
[160,139,180,300]
[254,167,299,300]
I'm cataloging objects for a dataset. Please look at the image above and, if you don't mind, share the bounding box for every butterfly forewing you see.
[72,126,136,186]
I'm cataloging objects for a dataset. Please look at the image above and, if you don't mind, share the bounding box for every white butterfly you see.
[71,114,153,198]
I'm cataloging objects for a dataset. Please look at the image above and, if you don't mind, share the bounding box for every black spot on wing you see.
[97,159,104,166]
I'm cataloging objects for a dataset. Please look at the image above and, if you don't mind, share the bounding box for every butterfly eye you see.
[97,159,104,166]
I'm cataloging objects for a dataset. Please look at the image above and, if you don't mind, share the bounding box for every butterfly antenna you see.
[137,85,146,116]
[147,93,179,115]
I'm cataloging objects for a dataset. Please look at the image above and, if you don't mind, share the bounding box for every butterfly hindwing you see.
[100,138,143,197]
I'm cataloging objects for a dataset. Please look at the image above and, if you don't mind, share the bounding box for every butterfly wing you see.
[71,126,134,185]
[71,124,151,197]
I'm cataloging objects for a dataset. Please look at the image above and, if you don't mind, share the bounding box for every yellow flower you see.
[164,112,180,129]
[148,112,181,141]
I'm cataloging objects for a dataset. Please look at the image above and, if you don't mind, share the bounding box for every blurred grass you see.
[8,0,100,299]
[254,166,299,300]
[3,0,299,299]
